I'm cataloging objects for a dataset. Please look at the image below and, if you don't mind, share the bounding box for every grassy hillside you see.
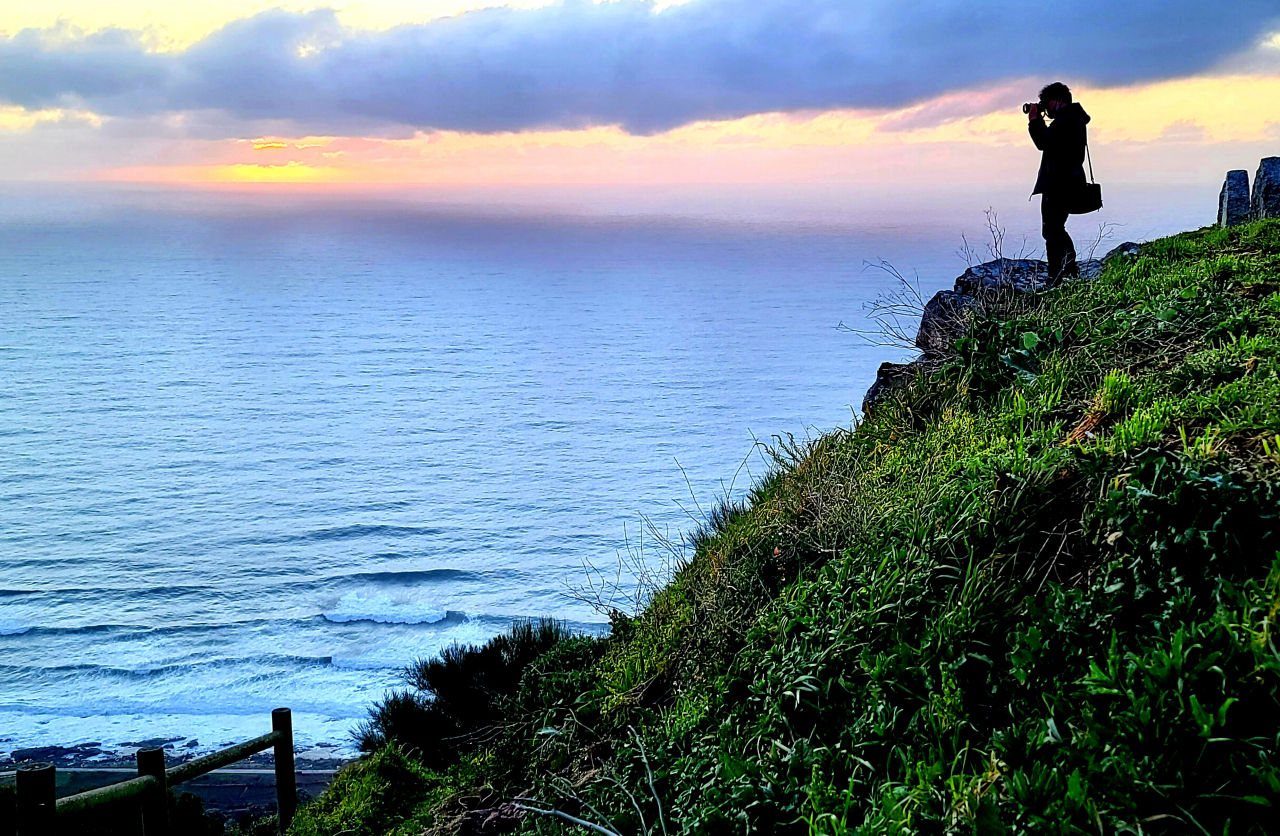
[292,220,1280,836]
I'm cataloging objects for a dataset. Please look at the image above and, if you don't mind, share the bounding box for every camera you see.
[1022,102,1041,114]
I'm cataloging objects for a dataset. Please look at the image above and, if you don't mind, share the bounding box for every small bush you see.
[356,618,580,768]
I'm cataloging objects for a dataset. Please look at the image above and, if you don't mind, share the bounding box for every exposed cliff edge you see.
[862,243,1139,413]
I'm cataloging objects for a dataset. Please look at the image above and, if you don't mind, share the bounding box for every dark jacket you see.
[1030,102,1090,196]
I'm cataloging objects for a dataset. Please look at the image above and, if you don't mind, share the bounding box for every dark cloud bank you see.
[1,0,1277,136]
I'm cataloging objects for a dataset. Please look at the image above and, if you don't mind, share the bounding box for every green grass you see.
[288,745,455,836]
[293,220,1280,836]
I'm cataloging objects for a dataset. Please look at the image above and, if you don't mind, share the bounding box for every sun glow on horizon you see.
[72,73,1280,188]
[1,2,1277,186]
[100,160,350,183]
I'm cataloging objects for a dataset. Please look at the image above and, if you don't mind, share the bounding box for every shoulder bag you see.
[1072,141,1103,214]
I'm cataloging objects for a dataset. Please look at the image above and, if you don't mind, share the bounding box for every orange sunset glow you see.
[1,1,1276,188]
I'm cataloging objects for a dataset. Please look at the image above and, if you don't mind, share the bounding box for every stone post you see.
[1252,157,1280,221]
[1218,170,1249,227]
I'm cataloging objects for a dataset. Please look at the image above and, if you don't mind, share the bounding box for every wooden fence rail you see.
[14,707,296,836]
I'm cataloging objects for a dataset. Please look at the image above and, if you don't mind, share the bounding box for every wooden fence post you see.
[137,747,170,836]
[272,707,296,833]
[16,763,56,836]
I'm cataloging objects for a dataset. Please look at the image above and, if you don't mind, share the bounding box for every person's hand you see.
[1027,104,1040,121]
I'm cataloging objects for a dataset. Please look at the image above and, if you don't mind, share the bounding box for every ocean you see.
[0,184,1212,762]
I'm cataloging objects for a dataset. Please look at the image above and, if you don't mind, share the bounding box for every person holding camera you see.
[1026,82,1091,285]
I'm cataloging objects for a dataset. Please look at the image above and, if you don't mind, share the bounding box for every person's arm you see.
[1028,105,1049,150]
[1030,114,1066,152]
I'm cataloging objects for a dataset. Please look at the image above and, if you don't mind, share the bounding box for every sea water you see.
[0,185,1211,760]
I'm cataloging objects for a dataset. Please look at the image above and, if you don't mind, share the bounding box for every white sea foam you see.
[329,621,499,667]
[322,591,449,625]
[0,709,362,761]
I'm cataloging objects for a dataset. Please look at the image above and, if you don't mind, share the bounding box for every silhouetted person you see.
[1028,82,1090,284]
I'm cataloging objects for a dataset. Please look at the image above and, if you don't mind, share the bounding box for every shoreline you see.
[0,740,350,772]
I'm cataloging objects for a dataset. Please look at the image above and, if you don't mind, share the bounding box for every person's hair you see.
[1039,82,1072,104]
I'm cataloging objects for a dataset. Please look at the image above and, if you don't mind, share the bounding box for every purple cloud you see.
[0,0,1276,136]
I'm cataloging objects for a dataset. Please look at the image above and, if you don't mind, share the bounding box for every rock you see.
[860,249,1118,414]
[1102,242,1140,263]
[1077,258,1103,280]
[9,743,104,765]
[916,289,977,355]
[121,736,184,749]
[1252,157,1280,220]
[1219,170,1250,227]
[956,255,1110,293]
[954,258,1050,295]
[862,359,925,413]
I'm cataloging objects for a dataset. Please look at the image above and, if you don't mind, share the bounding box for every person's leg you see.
[1041,194,1077,285]
[1058,197,1078,280]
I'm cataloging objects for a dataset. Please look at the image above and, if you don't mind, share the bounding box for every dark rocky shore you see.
[1,739,347,771]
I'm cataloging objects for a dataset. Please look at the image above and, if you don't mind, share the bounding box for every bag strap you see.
[1085,140,1095,184]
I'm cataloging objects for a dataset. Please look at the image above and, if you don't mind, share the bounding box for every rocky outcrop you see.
[862,241,1138,414]
[953,256,1107,296]
[953,258,1050,295]
[1252,157,1280,221]
[1219,170,1250,227]
[916,289,977,355]
[861,360,926,413]
[1078,258,1105,280]
[1102,242,1140,264]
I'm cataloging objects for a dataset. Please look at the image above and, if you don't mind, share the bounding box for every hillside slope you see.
[292,220,1280,836]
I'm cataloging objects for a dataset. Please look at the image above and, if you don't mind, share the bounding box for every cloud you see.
[0,0,1277,136]
[1156,119,1208,144]
[875,83,1029,133]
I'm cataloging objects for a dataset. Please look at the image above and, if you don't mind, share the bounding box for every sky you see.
[0,0,1278,189]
